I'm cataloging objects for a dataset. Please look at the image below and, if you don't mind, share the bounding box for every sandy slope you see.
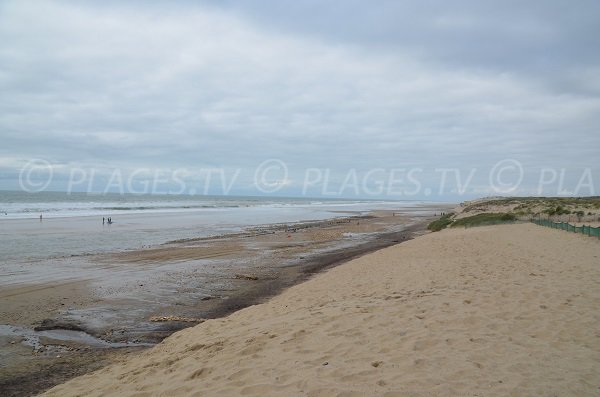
[43,224,600,396]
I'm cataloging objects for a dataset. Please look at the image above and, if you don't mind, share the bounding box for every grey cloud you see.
[0,0,599,198]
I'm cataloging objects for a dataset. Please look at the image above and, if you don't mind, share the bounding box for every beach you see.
[2,0,597,395]
[38,223,600,396]
[0,199,446,396]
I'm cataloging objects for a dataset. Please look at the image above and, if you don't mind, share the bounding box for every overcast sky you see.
[0,0,599,199]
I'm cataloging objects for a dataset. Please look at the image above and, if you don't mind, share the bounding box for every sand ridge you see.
[43,224,600,396]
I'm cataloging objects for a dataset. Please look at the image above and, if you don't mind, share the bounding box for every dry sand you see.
[43,223,600,396]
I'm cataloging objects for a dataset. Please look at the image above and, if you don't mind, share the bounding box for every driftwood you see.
[149,316,205,323]
[235,274,259,280]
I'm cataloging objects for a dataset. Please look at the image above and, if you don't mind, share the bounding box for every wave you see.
[0,191,406,219]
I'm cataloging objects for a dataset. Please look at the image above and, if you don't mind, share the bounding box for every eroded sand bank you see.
[2,209,442,396]
[43,223,600,396]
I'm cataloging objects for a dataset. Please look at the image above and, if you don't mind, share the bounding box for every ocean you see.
[0,191,379,219]
[0,191,429,262]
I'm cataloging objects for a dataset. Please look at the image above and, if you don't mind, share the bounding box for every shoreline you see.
[0,207,447,396]
[41,223,600,397]
[199,221,430,322]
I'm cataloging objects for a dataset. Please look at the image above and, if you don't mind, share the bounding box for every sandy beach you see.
[40,223,600,396]
[1,206,445,396]
[3,0,598,395]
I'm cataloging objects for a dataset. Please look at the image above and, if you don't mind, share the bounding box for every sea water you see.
[0,191,428,261]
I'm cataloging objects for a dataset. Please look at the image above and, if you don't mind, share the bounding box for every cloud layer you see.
[0,1,599,197]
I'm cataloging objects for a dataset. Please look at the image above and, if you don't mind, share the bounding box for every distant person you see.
[103,217,105,224]
[39,214,42,221]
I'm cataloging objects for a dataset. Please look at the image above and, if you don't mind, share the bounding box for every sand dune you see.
[43,224,600,396]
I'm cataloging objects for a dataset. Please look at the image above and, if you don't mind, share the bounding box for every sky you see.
[0,0,599,199]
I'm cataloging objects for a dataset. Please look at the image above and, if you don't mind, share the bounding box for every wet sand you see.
[0,206,446,396]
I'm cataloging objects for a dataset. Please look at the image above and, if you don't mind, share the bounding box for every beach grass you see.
[451,212,516,228]
[462,196,600,217]
[427,213,454,232]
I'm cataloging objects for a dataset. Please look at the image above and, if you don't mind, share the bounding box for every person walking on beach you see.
[103,217,105,224]
[39,214,42,221]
